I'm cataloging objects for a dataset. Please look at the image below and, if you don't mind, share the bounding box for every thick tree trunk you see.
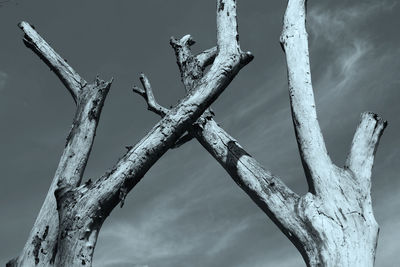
[292,174,380,266]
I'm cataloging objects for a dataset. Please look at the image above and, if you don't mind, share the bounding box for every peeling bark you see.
[13,22,113,267]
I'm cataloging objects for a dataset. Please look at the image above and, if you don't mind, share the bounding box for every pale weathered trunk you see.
[9,1,252,266]
[10,22,113,267]
[281,0,386,266]
[278,1,385,263]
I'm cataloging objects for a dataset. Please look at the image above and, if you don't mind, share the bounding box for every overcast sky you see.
[0,0,399,266]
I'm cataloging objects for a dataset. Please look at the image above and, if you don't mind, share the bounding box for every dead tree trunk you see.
[8,1,252,266]
[136,0,386,266]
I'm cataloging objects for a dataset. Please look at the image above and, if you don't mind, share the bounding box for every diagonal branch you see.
[19,21,86,103]
[192,120,303,240]
[279,0,332,195]
[345,112,387,185]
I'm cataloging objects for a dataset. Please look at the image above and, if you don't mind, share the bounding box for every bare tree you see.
[137,0,386,266]
[8,1,253,266]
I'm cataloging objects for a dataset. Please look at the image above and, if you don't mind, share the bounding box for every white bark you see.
[10,1,252,266]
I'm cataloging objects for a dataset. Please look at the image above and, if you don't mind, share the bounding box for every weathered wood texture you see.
[9,0,386,266]
[280,1,386,264]
[10,1,252,266]
[14,22,113,267]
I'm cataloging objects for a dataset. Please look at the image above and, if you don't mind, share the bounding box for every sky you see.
[0,0,399,266]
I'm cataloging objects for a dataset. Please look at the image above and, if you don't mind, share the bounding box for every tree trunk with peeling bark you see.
[134,0,386,266]
[8,1,252,266]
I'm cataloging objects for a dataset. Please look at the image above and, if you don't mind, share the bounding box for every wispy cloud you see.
[308,2,376,100]
[306,1,398,120]
[315,39,371,107]
[309,0,396,40]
